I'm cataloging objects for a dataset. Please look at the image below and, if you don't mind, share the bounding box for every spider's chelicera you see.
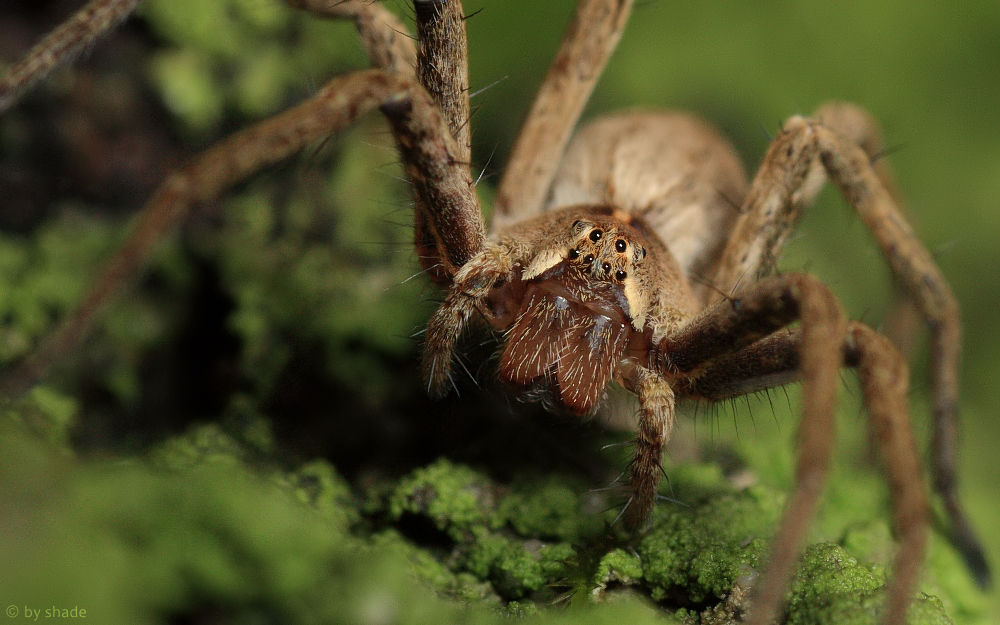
[0,0,990,624]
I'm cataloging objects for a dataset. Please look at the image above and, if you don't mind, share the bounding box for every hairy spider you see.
[0,0,990,623]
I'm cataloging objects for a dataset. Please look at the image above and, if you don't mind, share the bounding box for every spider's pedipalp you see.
[422,244,515,396]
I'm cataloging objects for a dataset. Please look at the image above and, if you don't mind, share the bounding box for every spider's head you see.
[518,212,654,330]
[565,217,645,278]
[492,211,662,414]
[489,208,687,414]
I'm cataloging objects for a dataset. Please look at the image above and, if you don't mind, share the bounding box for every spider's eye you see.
[572,220,583,229]
[568,248,579,259]
[589,229,603,242]
[583,254,594,264]
[615,239,627,253]
[615,270,627,280]
[601,262,611,273]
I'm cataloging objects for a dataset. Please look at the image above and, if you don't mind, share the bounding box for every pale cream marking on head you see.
[521,248,565,281]
[622,274,648,329]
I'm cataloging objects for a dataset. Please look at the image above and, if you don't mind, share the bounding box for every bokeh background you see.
[0,0,998,622]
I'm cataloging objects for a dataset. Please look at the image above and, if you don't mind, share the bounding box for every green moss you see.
[839,521,895,569]
[785,544,951,625]
[382,463,586,601]
[0,210,194,406]
[388,458,495,539]
[0,211,117,364]
[20,386,79,444]
[285,459,359,529]
[462,529,556,598]
[373,529,500,605]
[149,50,224,131]
[494,476,596,541]
[592,548,644,597]
[0,413,503,625]
[639,482,781,604]
[198,127,426,396]
[0,394,973,625]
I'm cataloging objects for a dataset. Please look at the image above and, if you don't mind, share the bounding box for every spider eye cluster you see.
[566,223,644,283]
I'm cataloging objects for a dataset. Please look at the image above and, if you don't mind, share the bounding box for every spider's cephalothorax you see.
[477,209,692,415]
[1,0,989,623]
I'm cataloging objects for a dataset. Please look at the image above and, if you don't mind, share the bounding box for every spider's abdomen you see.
[497,264,632,415]
[547,112,748,298]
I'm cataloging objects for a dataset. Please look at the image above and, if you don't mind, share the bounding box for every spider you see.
[0,0,990,623]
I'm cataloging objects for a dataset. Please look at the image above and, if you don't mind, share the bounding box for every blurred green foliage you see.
[0,404,962,623]
[1,0,999,622]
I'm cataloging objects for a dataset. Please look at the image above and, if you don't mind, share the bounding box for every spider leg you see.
[709,107,987,586]
[3,1,491,395]
[844,323,929,625]
[0,0,143,114]
[422,244,514,396]
[682,322,928,625]
[491,0,634,229]
[811,124,988,583]
[660,273,846,625]
[0,0,418,114]
[287,0,417,76]
[299,1,482,285]
[2,68,481,396]
[812,103,923,359]
[617,362,677,528]
[414,0,471,163]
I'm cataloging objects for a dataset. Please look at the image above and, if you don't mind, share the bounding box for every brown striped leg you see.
[659,273,846,625]
[292,0,482,284]
[0,0,143,114]
[2,70,481,397]
[680,322,928,625]
[409,0,479,282]
[618,362,676,528]
[491,0,633,229]
[707,105,986,585]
